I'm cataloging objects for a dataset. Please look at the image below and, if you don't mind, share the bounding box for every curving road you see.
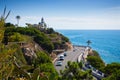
[54,46,86,74]
[54,46,104,80]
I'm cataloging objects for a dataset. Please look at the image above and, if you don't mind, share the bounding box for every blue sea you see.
[56,30,120,64]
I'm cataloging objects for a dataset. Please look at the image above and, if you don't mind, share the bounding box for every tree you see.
[60,61,93,80]
[86,40,92,46]
[5,22,15,27]
[87,56,105,70]
[103,63,120,76]
[16,15,20,26]
[8,33,24,42]
[103,69,120,80]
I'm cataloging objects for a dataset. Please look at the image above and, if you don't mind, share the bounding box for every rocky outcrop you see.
[22,48,36,64]
[21,42,43,65]
[65,42,73,50]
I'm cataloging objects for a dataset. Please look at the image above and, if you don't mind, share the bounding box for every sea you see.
[56,30,120,64]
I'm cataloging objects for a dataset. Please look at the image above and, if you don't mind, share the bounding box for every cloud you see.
[7,15,120,29]
[44,6,120,29]
[45,16,120,29]
[6,5,120,30]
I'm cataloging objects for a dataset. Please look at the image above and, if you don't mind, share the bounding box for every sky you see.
[0,0,120,30]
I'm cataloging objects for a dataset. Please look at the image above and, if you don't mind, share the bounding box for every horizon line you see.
[55,29,120,30]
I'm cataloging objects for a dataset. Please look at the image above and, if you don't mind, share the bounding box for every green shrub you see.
[34,34,54,53]
[49,33,57,38]
[103,63,120,76]
[46,28,55,34]
[87,56,105,70]
[61,35,69,42]
[92,50,99,56]
[5,27,54,53]
[34,51,51,66]
[39,63,56,73]
[8,32,25,42]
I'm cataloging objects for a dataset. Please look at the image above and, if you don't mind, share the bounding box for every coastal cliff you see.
[0,17,73,79]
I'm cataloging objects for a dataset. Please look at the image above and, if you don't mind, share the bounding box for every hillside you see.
[0,16,72,79]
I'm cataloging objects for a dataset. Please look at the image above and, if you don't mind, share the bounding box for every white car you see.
[59,55,64,60]
[56,61,62,66]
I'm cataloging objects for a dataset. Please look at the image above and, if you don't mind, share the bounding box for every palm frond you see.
[5,10,11,20]
[3,6,6,18]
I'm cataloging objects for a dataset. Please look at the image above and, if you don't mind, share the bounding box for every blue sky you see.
[0,0,120,29]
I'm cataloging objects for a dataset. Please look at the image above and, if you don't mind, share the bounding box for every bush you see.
[103,63,120,76]
[87,56,105,70]
[46,28,55,34]
[53,42,61,49]
[34,34,54,53]
[49,33,57,38]
[5,23,15,27]
[92,50,99,56]
[39,63,56,73]
[5,27,54,53]
[103,63,120,80]
[87,50,105,70]
[34,51,51,66]
[8,32,25,42]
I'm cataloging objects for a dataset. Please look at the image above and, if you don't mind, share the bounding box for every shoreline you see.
[73,45,108,66]
[57,30,120,64]
[73,45,106,67]
[52,43,106,68]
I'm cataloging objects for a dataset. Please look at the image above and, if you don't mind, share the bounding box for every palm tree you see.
[16,15,20,26]
[86,40,92,46]
[2,6,11,20]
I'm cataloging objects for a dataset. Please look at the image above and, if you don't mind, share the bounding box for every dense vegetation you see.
[102,63,120,80]
[59,61,93,80]
[0,19,58,79]
[4,24,69,53]
[0,9,69,79]
[4,27,54,53]
[87,50,120,80]
[87,50,105,70]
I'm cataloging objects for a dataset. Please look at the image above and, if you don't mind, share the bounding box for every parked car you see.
[64,52,67,56]
[85,64,92,69]
[97,71,103,75]
[73,49,76,52]
[56,61,62,66]
[59,55,64,60]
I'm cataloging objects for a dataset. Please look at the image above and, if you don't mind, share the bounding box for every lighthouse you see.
[38,17,47,29]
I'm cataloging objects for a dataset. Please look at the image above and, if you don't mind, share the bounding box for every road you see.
[54,46,86,74]
[54,46,104,80]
